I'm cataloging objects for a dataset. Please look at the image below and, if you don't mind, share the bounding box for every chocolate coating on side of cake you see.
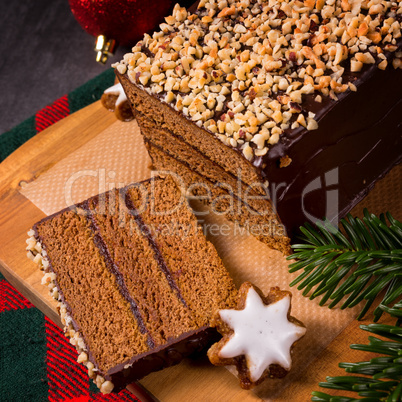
[265,60,402,236]
[108,326,219,392]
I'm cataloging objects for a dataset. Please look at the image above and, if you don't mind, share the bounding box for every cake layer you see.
[116,0,402,238]
[135,110,269,202]
[146,140,290,254]
[30,176,238,392]
[124,91,291,252]
[86,190,198,346]
[34,209,150,373]
[126,178,239,325]
[118,72,260,187]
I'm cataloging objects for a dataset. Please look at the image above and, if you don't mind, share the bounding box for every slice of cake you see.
[115,0,402,239]
[27,176,238,393]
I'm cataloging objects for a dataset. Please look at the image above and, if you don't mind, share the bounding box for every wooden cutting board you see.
[0,100,398,402]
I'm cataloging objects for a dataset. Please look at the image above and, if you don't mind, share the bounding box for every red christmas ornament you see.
[69,0,176,61]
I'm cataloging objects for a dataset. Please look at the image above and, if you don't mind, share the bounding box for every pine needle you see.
[311,304,402,401]
[288,209,402,321]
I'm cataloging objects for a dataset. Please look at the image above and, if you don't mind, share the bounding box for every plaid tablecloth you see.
[0,69,140,402]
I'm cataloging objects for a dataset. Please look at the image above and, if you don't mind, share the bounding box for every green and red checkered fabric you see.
[0,68,116,163]
[0,69,140,402]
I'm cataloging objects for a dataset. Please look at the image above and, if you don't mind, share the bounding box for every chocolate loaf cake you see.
[115,0,402,239]
[27,176,238,393]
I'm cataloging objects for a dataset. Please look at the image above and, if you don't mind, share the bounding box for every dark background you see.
[0,0,129,135]
[0,0,194,136]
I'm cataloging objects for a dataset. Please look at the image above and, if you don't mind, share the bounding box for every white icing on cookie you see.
[104,83,127,107]
[218,288,306,382]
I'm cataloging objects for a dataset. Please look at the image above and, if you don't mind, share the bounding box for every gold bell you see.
[95,35,117,64]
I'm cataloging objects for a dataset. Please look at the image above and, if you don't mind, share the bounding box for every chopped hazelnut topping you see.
[114,1,402,162]
[101,381,114,394]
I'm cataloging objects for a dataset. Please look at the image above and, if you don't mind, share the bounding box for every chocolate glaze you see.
[108,326,219,392]
[263,57,402,238]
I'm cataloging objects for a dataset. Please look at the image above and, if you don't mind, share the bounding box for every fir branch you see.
[311,304,402,402]
[288,209,402,321]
